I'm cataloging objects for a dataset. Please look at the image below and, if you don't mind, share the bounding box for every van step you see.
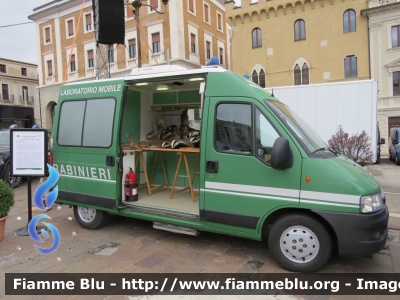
[153,222,200,236]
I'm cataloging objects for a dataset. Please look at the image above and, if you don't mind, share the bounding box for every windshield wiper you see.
[311,147,338,156]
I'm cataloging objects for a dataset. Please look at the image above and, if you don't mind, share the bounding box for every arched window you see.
[343,9,356,33]
[259,69,266,88]
[252,70,258,84]
[294,64,301,85]
[294,20,306,41]
[302,63,309,85]
[252,28,262,48]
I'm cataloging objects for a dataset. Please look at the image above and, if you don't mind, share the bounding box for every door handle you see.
[106,155,115,166]
[206,160,219,173]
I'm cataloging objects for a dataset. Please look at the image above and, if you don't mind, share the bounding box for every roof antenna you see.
[271,88,274,97]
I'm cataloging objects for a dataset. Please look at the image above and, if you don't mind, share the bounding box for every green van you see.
[51,65,388,272]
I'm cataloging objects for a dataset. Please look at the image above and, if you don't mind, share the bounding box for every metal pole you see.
[24,89,27,107]
[134,1,142,68]
[27,177,32,222]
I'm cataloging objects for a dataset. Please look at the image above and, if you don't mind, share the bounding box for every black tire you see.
[396,153,400,166]
[376,156,380,164]
[3,164,22,188]
[389,151,393,161]
[73,206,109,230]
[268,213,332,272]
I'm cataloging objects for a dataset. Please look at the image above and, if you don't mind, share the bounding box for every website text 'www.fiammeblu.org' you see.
[6,274,400,295]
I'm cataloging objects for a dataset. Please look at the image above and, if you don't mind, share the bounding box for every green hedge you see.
[0,179,14,218]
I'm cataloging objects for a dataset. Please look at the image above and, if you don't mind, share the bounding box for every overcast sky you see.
[0,0,49,65]
[0,0,242,65]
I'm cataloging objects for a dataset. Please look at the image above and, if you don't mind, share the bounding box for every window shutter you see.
[68,20,74,36]
[150,0,158,8]
[129,39,136,46]
[252,70,258,84]
[259,69,266,88]
[86,14,92,25]
[204,4,209,22]
[47,60,53,75]
[71,54,75,62]
[45,27,50,41]
[218,14,221,29]
[127,5,134,18]
[152,33,160,43]
[88,50,94,60]
[189,0,194,12]
[206,41,210,50]
[191,34,195,45]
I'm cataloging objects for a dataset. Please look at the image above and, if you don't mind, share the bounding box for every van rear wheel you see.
[73,206,109,229]
[268,213,331,272]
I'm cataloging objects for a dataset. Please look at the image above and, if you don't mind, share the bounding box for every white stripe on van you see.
[59,174,116,183]
[202,188,298,202]
[205,181,361,206]
[300,191,360,204]
[205,181,299,198]
[300,200,359,209]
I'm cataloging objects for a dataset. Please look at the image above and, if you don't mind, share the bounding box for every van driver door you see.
[202,97,302,237]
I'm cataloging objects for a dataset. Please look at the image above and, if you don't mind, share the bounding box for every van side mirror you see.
[380,138,385,145]
[271,137,293,170]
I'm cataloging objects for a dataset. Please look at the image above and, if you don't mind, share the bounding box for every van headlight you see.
[360,192,383,213]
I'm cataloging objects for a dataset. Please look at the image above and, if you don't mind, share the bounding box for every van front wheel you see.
[73,206,109,229]
[268,214,331,272]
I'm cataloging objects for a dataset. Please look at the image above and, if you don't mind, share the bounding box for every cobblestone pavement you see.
[0,159,400,299]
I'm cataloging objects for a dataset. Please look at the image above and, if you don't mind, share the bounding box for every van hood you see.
[300,155,380,206]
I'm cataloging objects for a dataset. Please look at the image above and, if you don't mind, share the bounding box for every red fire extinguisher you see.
[125,168,138,202]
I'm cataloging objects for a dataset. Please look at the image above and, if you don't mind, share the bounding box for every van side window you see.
[214,103,253,154]
[58,98,115,147]
[255,108,280,165]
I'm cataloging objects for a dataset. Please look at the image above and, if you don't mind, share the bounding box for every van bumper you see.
[313,206,388,257]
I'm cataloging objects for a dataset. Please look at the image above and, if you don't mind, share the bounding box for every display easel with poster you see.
[10,128,48,236]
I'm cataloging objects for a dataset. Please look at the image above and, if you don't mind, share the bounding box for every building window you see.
[67,20,74,37]
[294,19,306,41]
[44,27,51,43]
[152,33,161,53]
[188,0,194,13]
[22,86,29,102]
[70,54,76,72]
[294,63,309,85]
[128,39,136,58]
[206,41,211,59]
[204,3,210,23]
[47,60,53,77]
[1,84,9,100]
[108,45,114,63]
[259,69,266,88]
[0,64,6,73]
[217,12,223,31]
[85,13,92,31]
[252,28,262,49]
[191,34,196,53]
[219,47,223,65]
[88,50,94,68]
[21,68,27,76]
[150,0,158,10]
[252,70,258,84]
[392,25,400,48]
[302,63,309,85]
[394,71,399,96]
[344,55,357,78]
[127,5,134,18]
[343,9,356,33]
[255,108,280,166]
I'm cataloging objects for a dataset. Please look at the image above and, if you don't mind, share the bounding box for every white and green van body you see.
[51,65,388,272]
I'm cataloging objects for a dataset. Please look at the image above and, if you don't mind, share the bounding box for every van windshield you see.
[266,100,328,154]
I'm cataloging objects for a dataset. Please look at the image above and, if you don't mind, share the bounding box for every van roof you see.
[64,66,227,87]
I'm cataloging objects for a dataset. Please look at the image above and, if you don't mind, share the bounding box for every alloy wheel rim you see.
[279,225,320,263]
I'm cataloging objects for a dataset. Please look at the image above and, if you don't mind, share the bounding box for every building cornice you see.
[28,0,91,21]
[0,58,38,67]
[225,0,367,26]
[361,2,400,17]
[0,74,39,83]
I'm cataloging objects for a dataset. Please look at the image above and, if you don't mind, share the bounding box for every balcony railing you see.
[46,76,55,84]
[19,95,34,104]
[86,68,95,77]
[0,94,14,102]
[68,72,78,81]
[148,51,166,65]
